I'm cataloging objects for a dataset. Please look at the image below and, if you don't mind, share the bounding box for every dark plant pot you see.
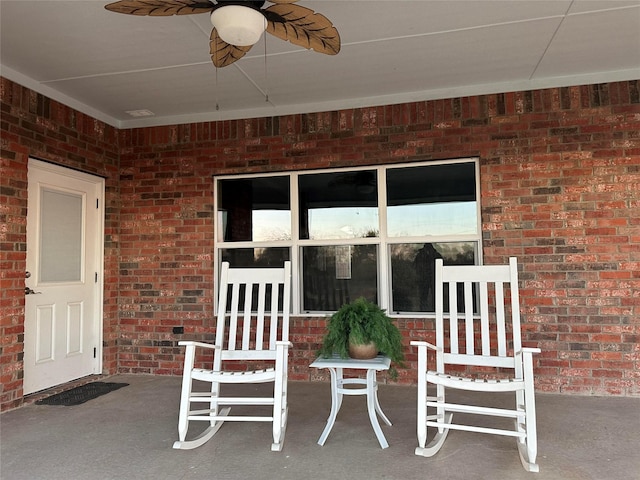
[349,341,378,359]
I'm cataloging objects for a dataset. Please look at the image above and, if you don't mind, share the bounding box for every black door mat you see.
[35,382,129,406]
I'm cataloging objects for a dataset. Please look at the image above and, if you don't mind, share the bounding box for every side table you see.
[309,355,393,449]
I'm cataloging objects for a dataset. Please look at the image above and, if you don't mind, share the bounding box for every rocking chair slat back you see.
[216,262,291,357]
[438,258,522,369]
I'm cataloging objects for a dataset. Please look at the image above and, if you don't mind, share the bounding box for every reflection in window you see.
[218,176,290,242]
[218,248,289,312]
[215,159,481,314]
[302,245,378,312]
[299,170,378,240]
[219,247,290,268]
[387,163,477,237]
[390,242,476,313]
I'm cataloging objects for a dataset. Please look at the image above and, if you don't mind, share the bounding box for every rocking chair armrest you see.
[521,347,541,355]
[275,341,293,357]
[516,347,541,372]
[410,340,439,351]
[275,341,292,368]
[177,340,220,351]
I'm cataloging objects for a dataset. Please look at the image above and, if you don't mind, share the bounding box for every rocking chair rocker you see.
[173,261,292,451]
[411,258,540,472]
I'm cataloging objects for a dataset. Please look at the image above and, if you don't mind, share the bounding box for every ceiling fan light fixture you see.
[210,5,266,47]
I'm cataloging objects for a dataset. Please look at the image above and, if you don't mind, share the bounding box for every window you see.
[214,158,480,315]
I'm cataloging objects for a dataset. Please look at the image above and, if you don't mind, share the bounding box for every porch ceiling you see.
[1,0,639,129]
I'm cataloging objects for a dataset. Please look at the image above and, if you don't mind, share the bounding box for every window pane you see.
[302,245,378,312]
[220,247,290,268]
[390,242,477,313]
[299,170,378,240]
[386,162,477,237]
[218,176,290,242]
[215,160,481,314]
[40,189,83,283]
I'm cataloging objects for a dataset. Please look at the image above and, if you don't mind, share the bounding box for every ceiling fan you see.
[105,0,341,68]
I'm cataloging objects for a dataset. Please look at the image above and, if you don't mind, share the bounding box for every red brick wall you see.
[0,78,120,410]
[1,77,639,411]
[116,82,640,396]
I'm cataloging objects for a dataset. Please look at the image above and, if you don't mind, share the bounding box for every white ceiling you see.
[1,0,639,129]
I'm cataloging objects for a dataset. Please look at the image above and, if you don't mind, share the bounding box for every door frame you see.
[26,158,105,388]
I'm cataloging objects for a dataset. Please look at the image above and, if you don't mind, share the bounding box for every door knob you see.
[25,287,42,295]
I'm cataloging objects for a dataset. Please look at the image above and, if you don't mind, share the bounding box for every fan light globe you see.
[210,5,266,47]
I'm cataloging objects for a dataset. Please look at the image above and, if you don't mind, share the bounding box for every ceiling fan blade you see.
[265,4,340,55]
[210,28,253,68]
[104,0,213,16]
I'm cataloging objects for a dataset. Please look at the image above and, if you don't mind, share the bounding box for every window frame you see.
[213,157,482,317]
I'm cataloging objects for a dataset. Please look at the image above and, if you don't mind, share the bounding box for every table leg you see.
[366,369,390,449]
[373,379,392,427]
[335,368,344,412]
[317,367,341,446]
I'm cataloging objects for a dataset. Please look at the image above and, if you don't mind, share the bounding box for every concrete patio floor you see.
[1,374,638,480]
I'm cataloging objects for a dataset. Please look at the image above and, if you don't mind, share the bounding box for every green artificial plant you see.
[319,297,405,379]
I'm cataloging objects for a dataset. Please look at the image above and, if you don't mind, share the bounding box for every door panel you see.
[67,302,83,354]
[35,304,55,362]
[24,159,104,395]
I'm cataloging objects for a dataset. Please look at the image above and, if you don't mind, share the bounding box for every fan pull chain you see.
[215,45,220,111]
[264,34,268,103]
[213,42,220,111]
[215,65,220,111]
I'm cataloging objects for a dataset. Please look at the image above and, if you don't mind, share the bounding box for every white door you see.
[24,159,104,395]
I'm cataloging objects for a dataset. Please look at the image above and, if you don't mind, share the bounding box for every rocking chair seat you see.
[426,371,523,392]
[193,367,276,382]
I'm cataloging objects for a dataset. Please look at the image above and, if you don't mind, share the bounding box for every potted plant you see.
[319,297,405,379]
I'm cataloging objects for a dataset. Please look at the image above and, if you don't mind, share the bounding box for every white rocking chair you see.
[173,261,292,451]
[411,257,541,472]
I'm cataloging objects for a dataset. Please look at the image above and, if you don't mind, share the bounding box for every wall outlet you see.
[173,326,184,334]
